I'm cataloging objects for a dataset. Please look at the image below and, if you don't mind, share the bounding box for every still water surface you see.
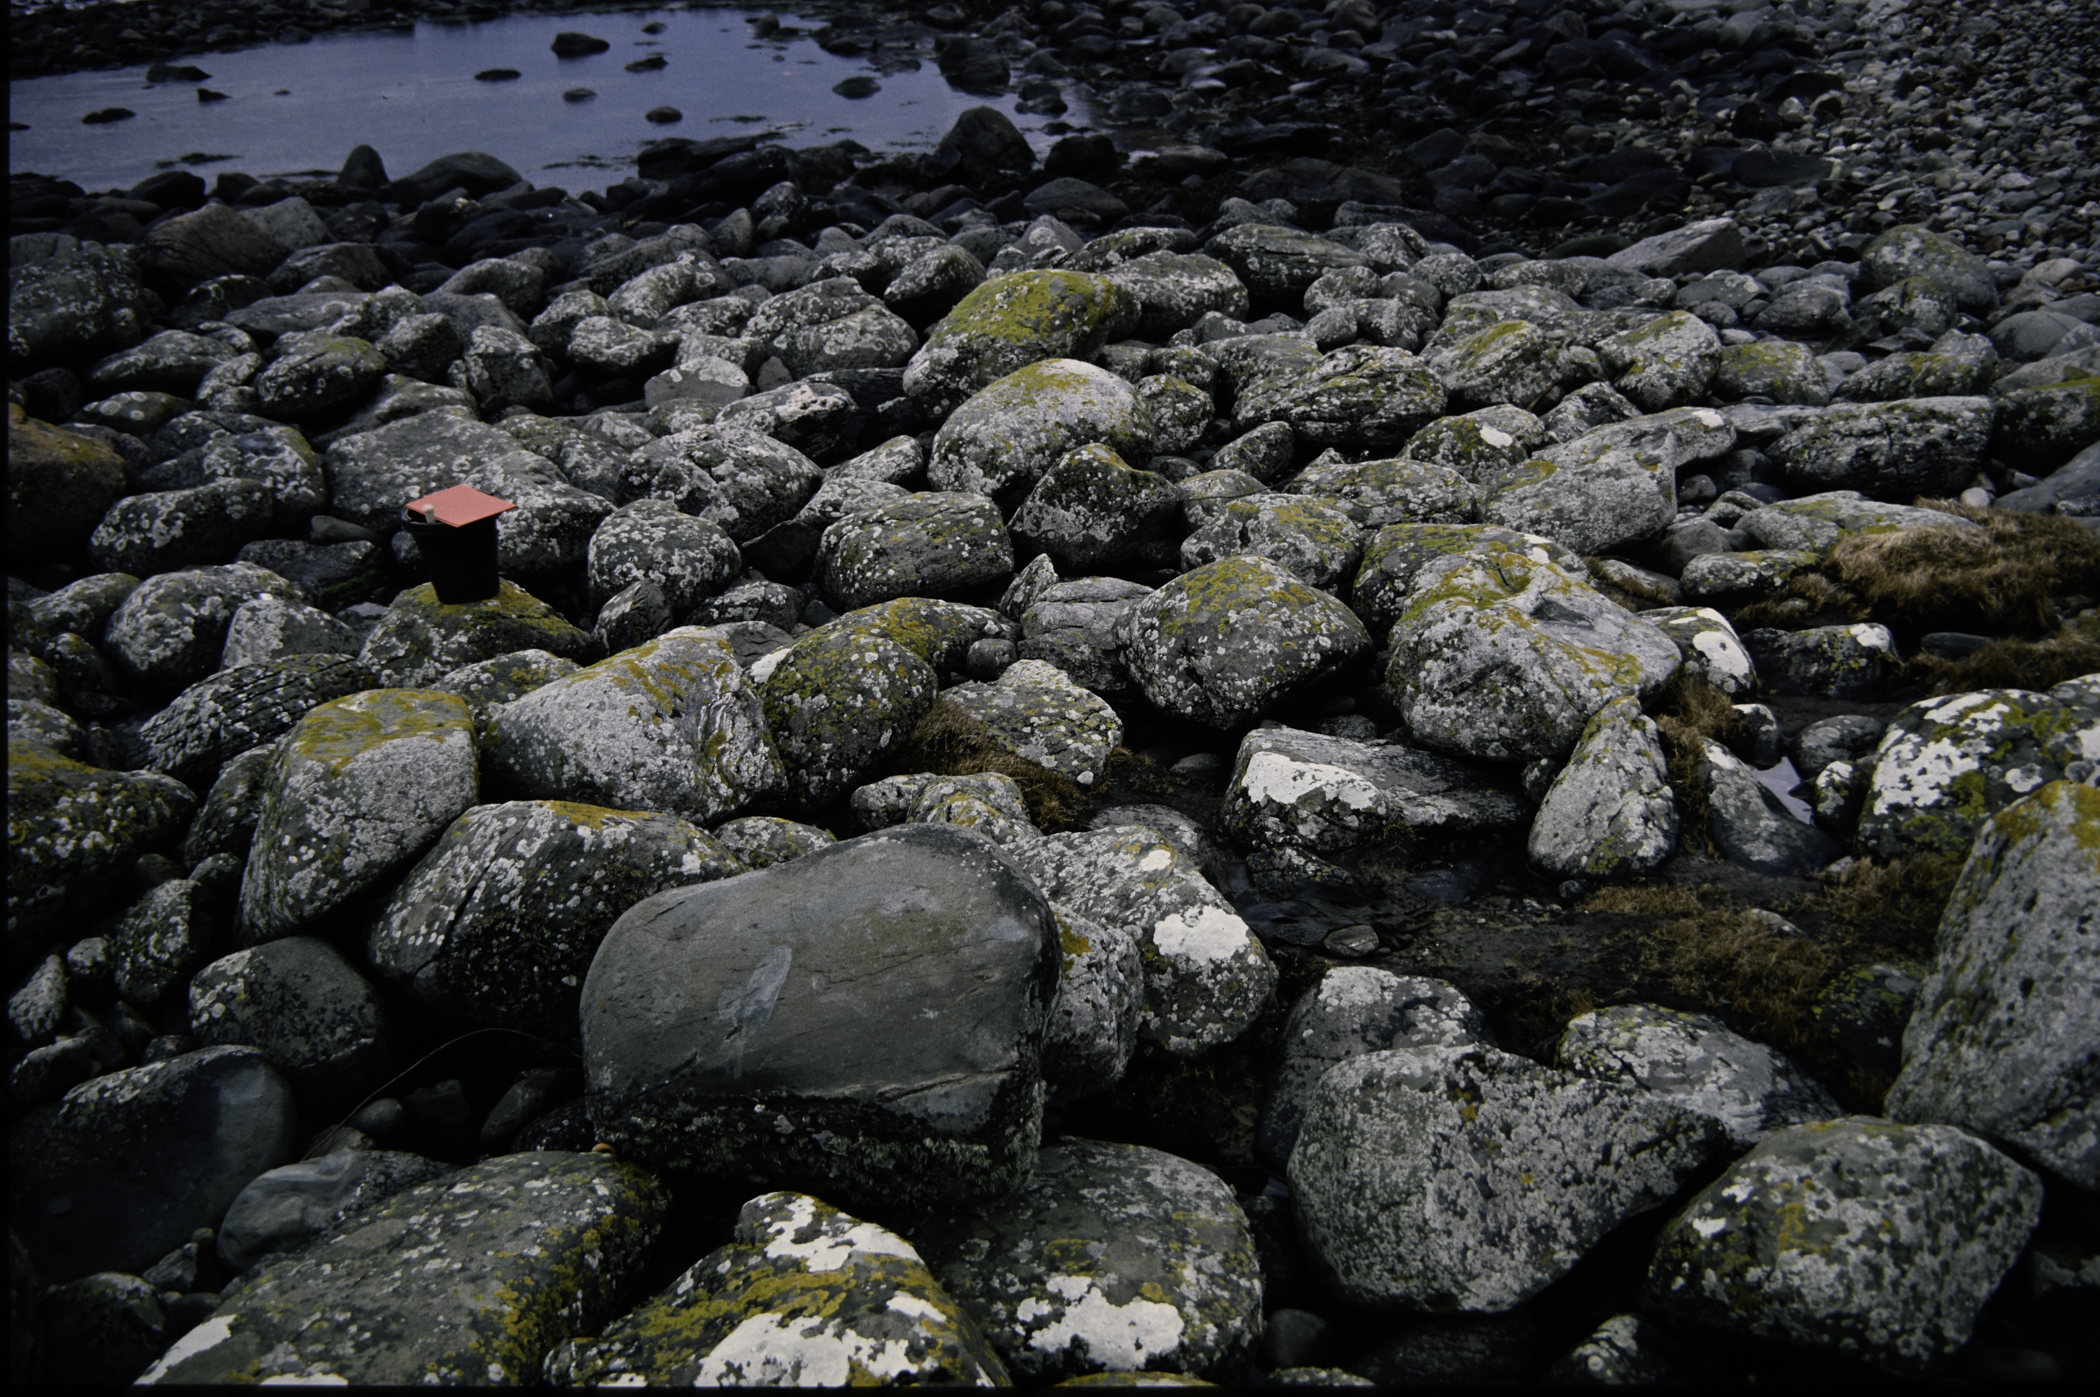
[9,7,1093,194]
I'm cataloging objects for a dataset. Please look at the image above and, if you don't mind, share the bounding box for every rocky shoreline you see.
[9,0,2100,1387]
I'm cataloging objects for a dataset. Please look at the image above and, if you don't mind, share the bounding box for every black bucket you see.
[400,509,501,604]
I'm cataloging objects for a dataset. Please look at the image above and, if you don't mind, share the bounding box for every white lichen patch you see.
[1022,1276,1188,1370]
[1152,905,1253,965]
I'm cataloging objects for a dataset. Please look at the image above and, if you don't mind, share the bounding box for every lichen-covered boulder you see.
[582,825,1059,1208]
[103,563,305,691]
[1222,726,1527,857]
[1203,223,1367,312]
[1853,684,2100,861]
[214,1149,456,1276]
[9,1047,297,1283]
[1556,1004,1839,1150]
[7,741,196,949]
[940,658,1124,787]
[1735,492,1979,555]
[1596,311,1721,411]
[927,358,1148,506]
[219,592,361,668]
[255,334,388,417]
[905,271,1138,415]
[1481,407,1732,557]
[584,498,741,615]
[1006,828,1276,1057]
[746,276,920,377]
[1121,555,1372,730]
[1696,738,1842,875]
[1257,345,1450,449]
[760,627,940,809]
[1102,251,1250,339]
[1741,622,1896,699]
[238,689,479,943]
[1256,968,1492,1173]
[1643,1119,2040,1373]
[856,770,1042,848]
[1386,543,1680,763]
[546,1191,1006,1387]
[1280,456,1480,528]
[710,815,835,869]
[1008,443,1181,573]
[618,425,825,543]
[1527,696,1678,880]
[368,800,746,1033]
[188,936,394,1100]
[137,1152,668,1385]
[1042,907,1144,1099]
[1401,406,1546,484]
[1861,223,1998,314]
[1766,397,1995,499]
[1886,780,2100,1187]
[815,492,1015,611]
[484,627,784,824]
[1638,605,1756,697]
[7,247,152,372]
[1712,339,1833,406]
[357,580,594,688]
[1430,319,1561,413]
[1350,523,1580,638]
[88,478,276,578]
[8,407,131,570]
[909,1138,1263,1380]
[427,647,580,729]
[1179,493,1363,591]
[138,653,373,788]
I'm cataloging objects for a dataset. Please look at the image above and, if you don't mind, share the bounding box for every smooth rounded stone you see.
[583,498,740,616]
[1712,339,1834,406]
[1180,493,1363,590]
[1765,397,1995,500]
[1428,319,1560,413]
[1886,780,2098,1185]
[886,243,990,323]
[140,1151,668,1385]
[8,697,84,758]
[1545,1313,1677,1385]
[1595,311,1721,412]
[1291,1042,1724,1312]
[138,652,374,791]
[1644,1119,2040,1374]
[758,629,936,809]
[356,580,593,689]
[1605,218,1747,280]
[1741,622,1895,699]
[1133,374,1212,455]
[939,657,1124,787]
[6,741,196,948]
[1750,278,1851,336]
[709,815,834,869]
[814,492,1015,611]
[1996,377,2100,468]
[908,1137,1261,1381]
[107,876,217,1008]
[1400,406,1545,485]
[1482,406,1731,558]
[904,270,1138,416]
[253,335,386,417]
[1695,738,1841,875]
[237,688,479,943]
[26,570,140,640]
[927,358,1147,506]
[1528,695,1678,880]
[86,329,236,396]
[1006,828,1276,1057]
[619,424,824,543]
[1638,605,1757,697]
[9,1046,296,1283]
[1203,223,1367,313]
[7,247,152,372]
[1861,224,1997,315]
[1679,547,1823,603]
[1222,726,1527,859]
[1099,252,1250,341]
[40,1270,169,1385]
[1122,555,1371,731]
[187,937,392,1099]
[220,594,359,668]
[1206,420,1294,483]
[830,433,926,485]
[215,1150,453,1276]
[103,562,304,691]
[87,477,274,578]
[686,577,802,631]
[1388,542,1679,763]
[484,627,783,824]
[1009,443,1181,573]
[368,800,744,1034]
[565,315,673,376]
[1350,522,1580,637]
[547,1190,1005,1387]
[1735,491,1981,556]
[1556,1004,1839,1152]
[1257,968,1491,1174]
[1282,456,1480,529]
[582,824,1057,1205]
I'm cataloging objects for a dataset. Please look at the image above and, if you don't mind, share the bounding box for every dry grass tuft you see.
[1732,571,1870,631]
[1815,855,1963,941]
[1580,883,1710,916]
[892,698,1094,832]
[1649,673,1748,854]
[1617,909,1836,1066]
[1898,615,2100,696]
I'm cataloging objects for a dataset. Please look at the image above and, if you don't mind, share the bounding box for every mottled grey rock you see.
[7,247,152,372]
[219,594,360,668]
[1482,406,1732,557]
[815,492,1015,611]
[1402,406,1545,484]
[7,741,196,948]
[1862,224,1997,315]
[1009,443,1181,573]
[1544,1313,1677,1385]
[1257,967,1490,1173]
[88,478,276,578]
[107,877,217,1008]
[137,1152,668,1385]
[1556,1004,1839,1150]
[1281,456,1481,528]
[1714,338,1835,406]
[619,424,824,543]
[40,1270,168,1386]
[1734,491,1978,555]
[1350,522,1581,638]
[545,1191,1005,1387]
[1527,696,1678,880]
[909,1138,1262,1380]
[1697,738,1841,875]
[1741,623,1896,699]
[1042,907,1143,1100]
[939,658,1124,787]
[356,580,593,688]
[1204,223,1367,312]
[927,358,1147,506]
[255,335,387,417]
[905,270,1138,415]
[1597,311,1720,411]
[139,653,373,788]
[214,1149,453,1275]
[1605,219,1746,279]
[582,825,1058,1208]
[1766,397,1995,499]
[1292,1043,1724,1311]
[708,815,833,870]
[1252,344,1451,449]
[584,498,740,615]
[237,689,479,942]
[1644,1119,2040,1373]
[1103,251,1250,340]
[1180,493,1363,590]
[1886,781,2099,1188]
[1793,713,1887,781]
[1222,726,1527,857]
[87,329,236,396]
[1639,605,1757,697]
[102,563,304,691]
[1429,319,1561,414]
[188,937,393,1099]
[757,615,943,808]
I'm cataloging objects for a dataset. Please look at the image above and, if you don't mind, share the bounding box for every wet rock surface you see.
[7,0,2100,1383]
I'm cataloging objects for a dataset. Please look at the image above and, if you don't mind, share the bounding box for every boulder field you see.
[7,0,2100,1385]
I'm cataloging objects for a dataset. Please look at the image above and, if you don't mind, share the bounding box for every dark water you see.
[8,6,1098,194]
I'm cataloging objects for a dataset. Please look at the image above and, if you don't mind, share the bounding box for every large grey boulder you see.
[814,492,1015,611]
[1481,407,1733,557]
[9,1047,297,1282]
[138,653,373,788]
[8,247,152,371]
[926,358,1148,506]
[1280,456,1481,528]
[1735,491,1979,555]
[1596,311,1721,411]
[1639,605,1757,697]
[581,825,1059,1209]
[368,800,746,1033]
[137,1152,668,1385]
[1257,968,1491,1173]
[7,741,196,948]
[618,425,825,542]
[1042,908,1144,1099]
[215,1149,454,1275]
[759,627,940,809]
[1695,738,1841,875]
[909,1138,1264,1380]
[1350,522,1580,638]
[189,937,394,1100]
[1555,1004,1839,1150]
[1007,443,1181,572]
[1221,726,1527,856]
[1765,397,1995,499]
[1251,345,1450,449]
[484,627,785,825]
[102,563,305,691]
[1006,828,1276,1057]
[356,579,594,689]
[1179,493,1364,591]
[1291,1043,1723,1311]
[584,498,741,615]
[1103,250,1251,338]
[1120,555,1372,730]
[938,657,1124,787]
[1644,1119,2040,1373]
[1527,696,1678,880]
[89,478,276,577]
[905,270,1138,415]
[1204,223,1367,311]
[1886,780,2100,1188]
[238,689,480,943]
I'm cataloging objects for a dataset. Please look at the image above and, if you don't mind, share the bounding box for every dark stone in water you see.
[338,143,387,192]
[834,75,880,99]
[646,107,682,125]
[551,31,611,57]
[197,89,228,103]
[474,69,522,82]
[626,54,666,72]
[83,107,135,124]
[563,87,596,103]
[145,63,210,83]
